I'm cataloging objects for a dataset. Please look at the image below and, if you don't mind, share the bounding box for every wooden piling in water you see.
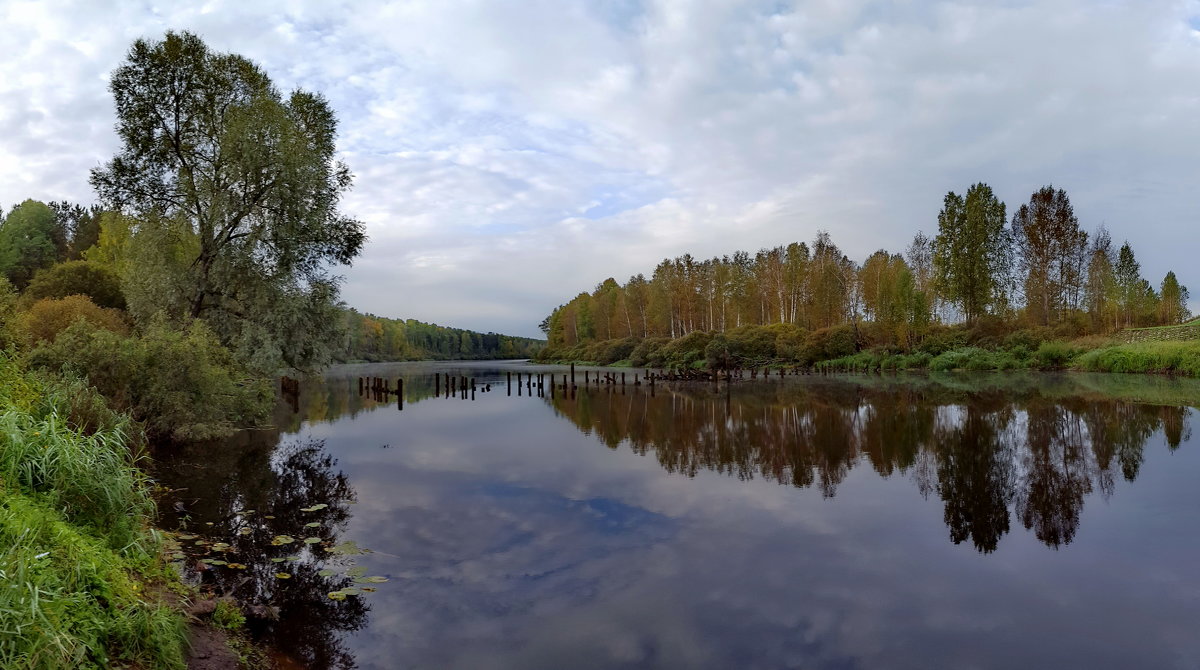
[571,363,576,385]
[398,379,403,410]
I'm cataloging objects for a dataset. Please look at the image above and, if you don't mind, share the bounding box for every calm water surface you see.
[153,362,1200,669]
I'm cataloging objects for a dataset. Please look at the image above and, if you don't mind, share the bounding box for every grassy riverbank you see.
[535,322,1200,377]
[0,353,188,669]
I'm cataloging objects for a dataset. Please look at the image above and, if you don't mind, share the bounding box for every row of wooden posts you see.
[283,363,813,414]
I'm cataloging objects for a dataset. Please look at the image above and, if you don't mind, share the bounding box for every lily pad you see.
[347,566,366,578]
[359,576,389,584]
[238,527,253,536]
[304,522,321,528]
[274,572,292,579]
[317,569,335,577]
[270,557,286,563]
[327,591,347,601]
[340,587,361,596]
[264,515,276,520]
[300,503,329,512]
[271,535,296,546]
[326,541,367,556]
[303,537,322,544]
[285,555,301,562]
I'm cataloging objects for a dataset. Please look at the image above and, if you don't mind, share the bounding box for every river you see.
[153,361,1200,669]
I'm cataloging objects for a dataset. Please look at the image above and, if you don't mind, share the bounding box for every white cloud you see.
[2,0,1199,336]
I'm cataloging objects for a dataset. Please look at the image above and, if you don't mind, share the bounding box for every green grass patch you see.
[1073,341,1200,376]
[0,354,187,669]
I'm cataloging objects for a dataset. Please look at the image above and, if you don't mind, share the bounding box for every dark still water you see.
[153,362,1200,670]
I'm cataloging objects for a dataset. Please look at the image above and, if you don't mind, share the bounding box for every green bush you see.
[22,261,126,310]
[800,325,858,365]
[30,317,271,441]
[1033,341,1078,368]
[916,325,968,355]
[630,337,670,368]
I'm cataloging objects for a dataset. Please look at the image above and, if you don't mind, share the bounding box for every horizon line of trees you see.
[338,309,543,361]
[540,184,1190,353]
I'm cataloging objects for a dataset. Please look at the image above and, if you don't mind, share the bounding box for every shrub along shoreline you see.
[0,352,188,669]
[534,321,1200,378]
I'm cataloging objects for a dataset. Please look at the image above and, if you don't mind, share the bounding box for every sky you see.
[2,0,1199,338]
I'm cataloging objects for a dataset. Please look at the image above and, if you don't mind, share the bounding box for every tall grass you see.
[0,410,151,553]
[0,354,187,669]
[1074,341,1200,376]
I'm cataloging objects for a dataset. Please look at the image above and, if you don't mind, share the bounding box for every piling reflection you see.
[546,375,1192,553]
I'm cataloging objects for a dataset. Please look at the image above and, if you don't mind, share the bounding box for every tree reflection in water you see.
[156,435,368,669]
[547,375,1192,553]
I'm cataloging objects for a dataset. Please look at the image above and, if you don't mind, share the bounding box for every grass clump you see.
[1074,341,1200,376]
[0,354,187,669]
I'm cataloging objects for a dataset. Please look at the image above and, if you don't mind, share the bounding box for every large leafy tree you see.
[932,183,1010,322]
[0,200,61,289]
[90,31,365,371]
[1010,186,1088,326]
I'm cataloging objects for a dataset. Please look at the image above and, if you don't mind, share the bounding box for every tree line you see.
[539,183,1190,357]
[339,309,543,361]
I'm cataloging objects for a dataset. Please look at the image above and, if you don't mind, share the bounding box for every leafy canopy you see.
[90,31,366,371]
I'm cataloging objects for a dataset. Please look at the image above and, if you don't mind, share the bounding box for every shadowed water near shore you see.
[153,362,1200,669]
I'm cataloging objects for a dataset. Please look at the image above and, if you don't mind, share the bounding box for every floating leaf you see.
[318,569,335,577]
[304,522,321,528]
[359,576,389,584]
[199,558,216,564]
[227,563,247,570]
[303,537,322,544]
[270,557,286,563]
[177,534,197,541]
[327,591,347,601]
[211,542,231,552]
[326,541,366,556]
[238,527,253,536]
[285,555,301,562]
[242,510,256,515]
[264,515,276,520]
[361,587,377,593]
[205,522,214,526]
[271,535,295,546]
[171,552,186,560]
[300,503,328,512]
[274,573,292,579]
[347,566,366,578]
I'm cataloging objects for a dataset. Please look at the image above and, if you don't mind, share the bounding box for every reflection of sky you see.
[284,366,1200,669]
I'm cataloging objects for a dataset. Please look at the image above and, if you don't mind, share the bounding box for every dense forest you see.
[339,309,542,361]
[537,184,1192,370]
